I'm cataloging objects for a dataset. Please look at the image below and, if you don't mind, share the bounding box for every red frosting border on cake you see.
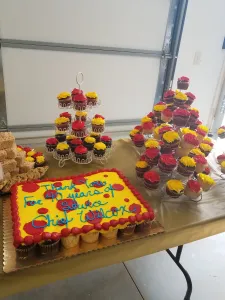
[11,168,154,246]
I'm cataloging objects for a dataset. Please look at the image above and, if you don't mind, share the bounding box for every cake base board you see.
[3,198,164,274]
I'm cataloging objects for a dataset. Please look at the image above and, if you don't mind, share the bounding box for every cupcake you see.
[90,131,101,142]
[71,120,86,137]
[145,139,160,149]
[27,150,36,157]
[184,180,202,199]
[134,125,143,133]
[173,108,190,127]
[199,143,212,157]
[175,146,190,158]
[74,145,88,160]
[130,129,139,140]
[160,141,173,154]
[141,116,152,124]
[177,156,196,176]
[71,88,83,100]
[197,173,215,191]
[54,117,70,131]
[158,125,173,139]
[142,121,154,135]
[70,138,83,152]
[57,92,71,108]
[145,148,160,166]
[147,112,156,123]
[91,115,105,133]
[66,135,76,146]
[83,136,96,151]
[35,155,46,167]
[188,108,199,125]
[132,134,144,148]
[177,76,189,90]
[15,238,36,259]
[180,133,199,150]
[75,111,87,122]
[101,136,112,148]
[189,148,205,158]
[173,91,188,108]
[120,224,136,236]
[194,155,207,173]
[56,143,70,156]
[217,154,225,164]
[158,154,177,173]
[163,90,175,105]
[179,127,197,137]
[162,131,180,149]
[55,130,66,142]
[217,126,225,138]
[185,92,196,106]
[144,171,160,190]
[39,232,60,255]
[189,119,202,131]
[101,229,118,240]
[161,109,173,123]
[81,232,99,243]
[166,179,184,198]
[72,93,87,110]
[153,102,167,118]
[86,92,98,106]
[221,161,225,174]
[46,138,58,151]
[61,228,80,249]
[202,137,214,147]
[26,156,35,163]
[60,112,72,123]
[136,160,150,178]
[93,142,107,157]
[196,125,209,142]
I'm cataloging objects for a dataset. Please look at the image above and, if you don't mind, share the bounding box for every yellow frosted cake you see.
[11,169,154,251]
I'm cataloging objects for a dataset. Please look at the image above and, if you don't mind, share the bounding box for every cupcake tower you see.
[46,73,113,167]
[131,76,216,201]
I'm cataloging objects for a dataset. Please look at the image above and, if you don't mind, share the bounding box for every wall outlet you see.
[193,51,202,65]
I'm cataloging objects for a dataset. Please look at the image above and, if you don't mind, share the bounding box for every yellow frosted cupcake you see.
[93,142,106,157]
[91,115,105,133]
[153,102,167,118]
[162,131,180,148]
[177,156,196,176]
[136,160,150,178]
[75,111,87,122]
[166,179,184,198]
[199,143,212,157]
[35,155,46,167]
[54,116,70,131]
[196,125,209,142]
[57,92,72,108]
[83,136,96,151]
[217,126,225,139]
[174,91,188,107]
[56,143,70,156]
[189,148,205,158]
[141,116,152,124]
[197,173,215,191]
[130,129,139,140]
[145,139,160,149]
[86,92,98,106]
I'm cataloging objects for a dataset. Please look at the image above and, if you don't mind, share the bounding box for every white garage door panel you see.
[2,48,159,126]
[0,0,170,50]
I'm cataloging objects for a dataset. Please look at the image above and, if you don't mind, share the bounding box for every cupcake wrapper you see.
[81,232,99,243]
[120,224,136,236]
[61,235,80,249]
[177,82,189,90]
[16,244,36,260]
[136,220,152,232]
[144,180,159,190]
[177,163,195,177]
[101,229,118,239]
[166,186,183,198]
[39,240,60,255]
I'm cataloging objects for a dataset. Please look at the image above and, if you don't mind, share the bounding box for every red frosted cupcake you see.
[134,125,143,133]
[184,180,202,199]
[71,120,86,137]
[147,112,156,123]
[185,92,196,106]
[70,138,83,152]
[72,93,87,111]
[194,155,207,173]
[133,134,145,148]
[163,90,175,105]
[71,88,83,99]
[101,136,112,148]
[173,108,190,127]
[145,148,160,166]
[46,138,58,151]
[144,171,160,190]
[60,112,72,123]
[177,76,189,90]
[161,109,172,123]
[180,133,199,149]
[158,154,177,173]
[188,108,199,125]
[74,145,88,160]
[142,122,154,135]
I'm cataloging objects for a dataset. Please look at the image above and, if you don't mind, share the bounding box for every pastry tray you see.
[3,198,164,273]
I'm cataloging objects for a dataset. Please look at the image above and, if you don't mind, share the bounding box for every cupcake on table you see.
[158,154,177,174]
[184,180,202,200]
[54,117,70,131]
[188,108,199,126]
[83,136,96,151]
[55,130,66,142]
[90,131,101,142]
[133,134,145,148]
[57,92,72,108]
[189,148,205,158]
[71,88,83,100]
[217,126,225,139]
[177,156,196,177]
[101,136,112,148]
[91,114,105,133]
[162,131,180,150]
[71,120,86,137]
[85,92,98,106]
[72,92,87,111]
[46,138,58,152]
[35,155,46,167]
[177,76,190,90]
[60,112,72,123]
[144,171,160,190]
[173,91,188,108]
[161,109,173,123]
[66,134,76,146]
[145,138,160,150]
[136,160,150,178]
[142,121,154,135]
[93,142,107,157]
[166,179,184,198]
[141,116,152,124]
[173,108,190,127]
[194,155,207,173]
[202,137,214,147]
[134,125,143,133]
[56,143,70,156]
[145,148,160,166]
[199,142,212,157]
[197,173,215,191]
[180,133,199,150]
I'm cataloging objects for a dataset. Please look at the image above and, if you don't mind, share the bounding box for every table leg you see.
[166,245,192,300]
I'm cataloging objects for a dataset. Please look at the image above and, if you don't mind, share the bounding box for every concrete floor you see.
[4,232,225,300]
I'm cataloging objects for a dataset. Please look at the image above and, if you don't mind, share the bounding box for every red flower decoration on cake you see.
[183,133,199,146]
[129,203,142,214]
[144,171,160,183]
[187,180,201,192]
